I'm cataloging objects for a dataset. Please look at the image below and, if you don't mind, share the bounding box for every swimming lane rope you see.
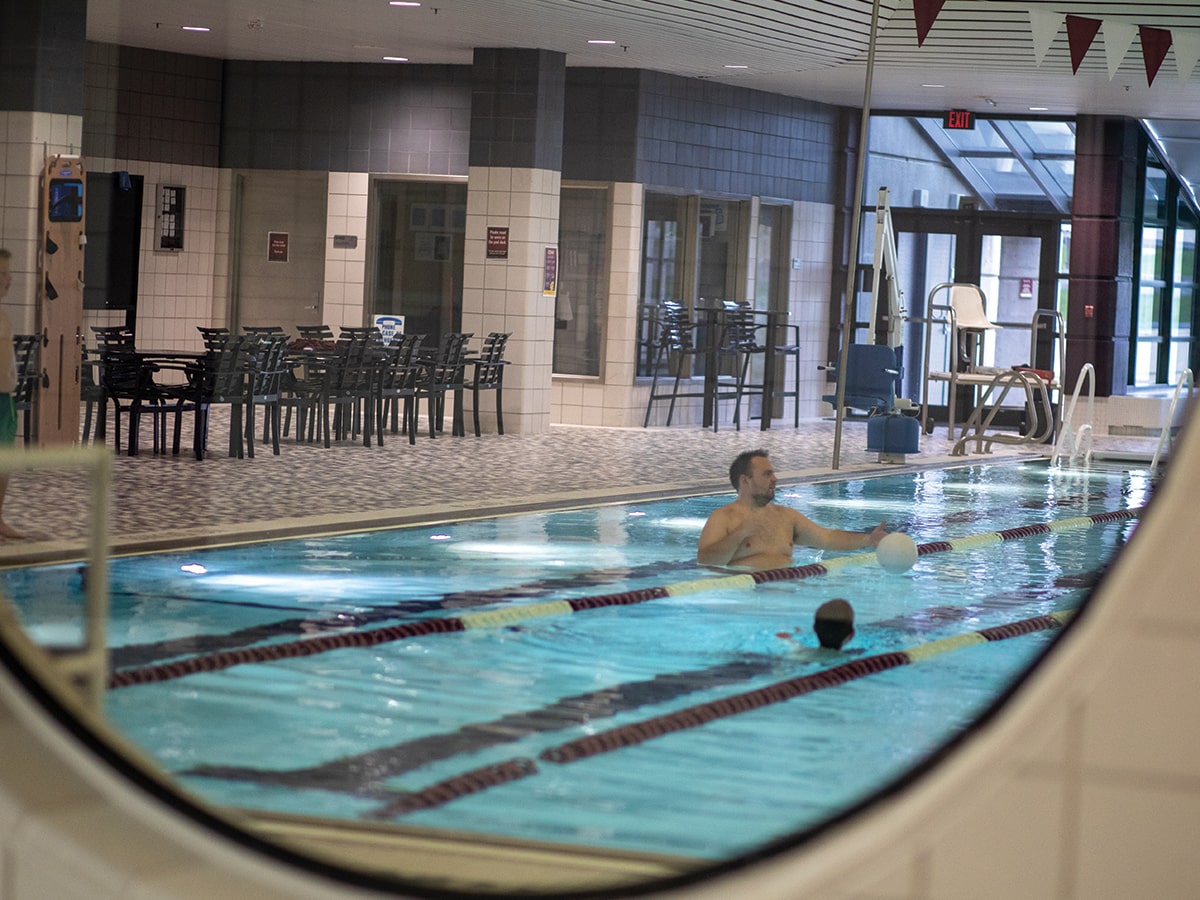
[365,607,1077,819]
[107,507,1139,689]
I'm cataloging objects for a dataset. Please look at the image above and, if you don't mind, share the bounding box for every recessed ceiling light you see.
[588,39,616,45]
[389,2,421,6]
[181,26,210,32]
[1029,106,1049,111]
[921,83,945,88]
[724,64,748,69]
[383,56,409,62]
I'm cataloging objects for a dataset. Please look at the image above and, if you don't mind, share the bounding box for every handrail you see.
[951,370,1055,455]
[1052,363,1096,467]
[1150,368,1194,472]
[0,444,112,713]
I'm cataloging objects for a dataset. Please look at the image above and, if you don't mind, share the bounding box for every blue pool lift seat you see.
[823,343,921,462]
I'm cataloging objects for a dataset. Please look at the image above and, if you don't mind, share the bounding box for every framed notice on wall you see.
[543,246,557,296]
[268,231,289,262]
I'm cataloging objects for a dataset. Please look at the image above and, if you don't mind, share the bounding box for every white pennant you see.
[1103,20,1137,80]
[1028,8,1063,66]
[1174,30,1200,83]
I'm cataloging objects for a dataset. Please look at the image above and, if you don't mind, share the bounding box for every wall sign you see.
[943,109,974,130]
[487,226,509,259]
[543,246,557,296]
[268,231,289,262]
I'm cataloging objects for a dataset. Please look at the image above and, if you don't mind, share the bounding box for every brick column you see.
[1066,116,1139,396]
[462,48,565,434]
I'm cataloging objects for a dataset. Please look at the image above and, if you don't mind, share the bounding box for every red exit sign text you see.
[943,109,974,130]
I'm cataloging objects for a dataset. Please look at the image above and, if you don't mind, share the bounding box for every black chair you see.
[375,332,425,444]
[417,332,473,438]
[97,348,173,456]
[197,326,231,355]
[12,334,40,444]
[296,324,335,341]
[718,301,769,431]
[243,325,286,337]
[169,334,257,459]
[90,325,135,349]
[243,334,290,457]
[80,345,106,442]
[465,332,510,436]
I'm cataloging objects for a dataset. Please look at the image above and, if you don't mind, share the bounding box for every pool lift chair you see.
[825,187,921,463]
[822,343,921,463]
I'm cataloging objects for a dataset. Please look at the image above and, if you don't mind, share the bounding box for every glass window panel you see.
[554,187,609,377]
[1133,339,1159,386]
[1141,227,1165,281]
[639,192,691,377]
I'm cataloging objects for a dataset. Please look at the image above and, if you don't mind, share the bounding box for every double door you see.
[880,209,1064,413]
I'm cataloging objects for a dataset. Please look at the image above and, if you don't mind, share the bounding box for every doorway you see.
[368,180,466,347]
[885,209,1064,416]
[231,171,327,332]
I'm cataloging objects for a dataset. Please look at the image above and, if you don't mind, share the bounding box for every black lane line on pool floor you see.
[103,484,1130,669]
[360,609,1075,820]
[179,566,1103,798]
[107,508,1138,689]
[108,557,697,668]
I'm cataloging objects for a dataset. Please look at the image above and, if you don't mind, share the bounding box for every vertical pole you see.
[832,0,882,469]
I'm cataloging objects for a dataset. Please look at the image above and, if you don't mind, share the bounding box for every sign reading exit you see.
[943,109,974,130]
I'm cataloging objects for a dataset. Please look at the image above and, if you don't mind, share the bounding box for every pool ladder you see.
[1053,365,1194,472]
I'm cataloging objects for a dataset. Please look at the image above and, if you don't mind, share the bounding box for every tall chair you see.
[719,301,768,431]
[642,301,708,428]
[948,284,1001,373]
[466,332,510,436]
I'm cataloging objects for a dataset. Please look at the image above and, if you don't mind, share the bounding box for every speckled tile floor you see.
[0,402,1161,565]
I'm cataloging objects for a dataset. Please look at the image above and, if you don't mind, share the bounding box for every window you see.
[554,186,610,377]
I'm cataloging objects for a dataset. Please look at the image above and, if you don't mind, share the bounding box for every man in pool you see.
[698,449,886,570]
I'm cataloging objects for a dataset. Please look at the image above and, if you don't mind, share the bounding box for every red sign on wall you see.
[487,226,509,259]
[267,231,289,262]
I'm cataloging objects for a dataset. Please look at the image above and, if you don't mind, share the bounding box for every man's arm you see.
[697,507,751,566]
[794,515,888,552]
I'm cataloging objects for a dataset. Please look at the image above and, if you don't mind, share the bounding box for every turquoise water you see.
[0,461,1147,860]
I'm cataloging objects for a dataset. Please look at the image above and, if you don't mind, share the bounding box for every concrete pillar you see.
[462,49,565,434]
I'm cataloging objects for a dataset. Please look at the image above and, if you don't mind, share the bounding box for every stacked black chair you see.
[375,332,425,444]
[642,301,713,428]
[12,334,39,444]
[296,324,335,341]
[168,333,257,459]
[91,326,173,456]
[466,332,510,436]
[417,332,473,438]
[243,334,291,457]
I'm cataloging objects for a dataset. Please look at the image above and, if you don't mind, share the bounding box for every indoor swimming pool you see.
[0,459,1150,864]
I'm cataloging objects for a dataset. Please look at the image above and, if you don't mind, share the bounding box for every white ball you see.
[876,531,918,574]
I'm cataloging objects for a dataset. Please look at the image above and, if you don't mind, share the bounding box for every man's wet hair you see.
[729,448,770,489]
[813,598,855,649]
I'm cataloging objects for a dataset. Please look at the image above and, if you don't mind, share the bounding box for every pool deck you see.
[0,409,1158,564]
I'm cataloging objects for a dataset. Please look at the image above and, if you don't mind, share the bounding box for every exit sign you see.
[944,109,974,130]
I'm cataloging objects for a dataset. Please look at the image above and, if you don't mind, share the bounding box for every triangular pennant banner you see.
[1103,20,1137,80]
[913,0,947,47]
[1174,29,1200,83]
[1029,8,1063,66]
[1066,15,1102,73]
[1140,25,1173,86]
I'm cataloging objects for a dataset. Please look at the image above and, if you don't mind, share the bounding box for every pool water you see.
[0,461,1148,861]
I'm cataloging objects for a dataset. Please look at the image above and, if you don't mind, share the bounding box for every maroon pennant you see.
[1139,25,1173,86]
[913,0,947,47]
[1065,15,1102,73]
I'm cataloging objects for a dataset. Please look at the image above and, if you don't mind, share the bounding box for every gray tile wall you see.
[84,43,222,167]
[635,71,841,203]
[469,48,565,170]
[220,61,472,174]
[0,0,87,116]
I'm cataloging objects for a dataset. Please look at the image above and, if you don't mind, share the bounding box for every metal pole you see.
[831,0,882,469]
